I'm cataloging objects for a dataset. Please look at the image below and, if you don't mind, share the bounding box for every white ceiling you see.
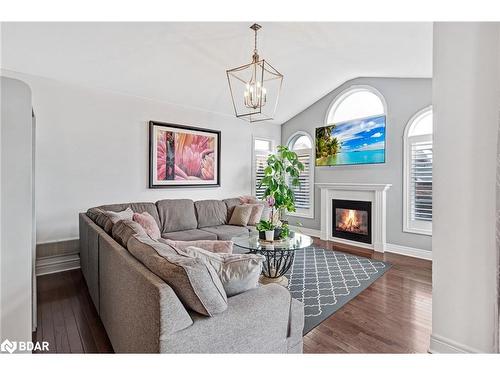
[0,22,432,124]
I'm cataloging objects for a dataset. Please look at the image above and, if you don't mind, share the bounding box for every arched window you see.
[287,131,314,218]
[403,107,433,235]
[321,86,387,166]
[326,86,386,125]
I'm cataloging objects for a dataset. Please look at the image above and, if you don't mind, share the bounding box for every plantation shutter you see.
[255,152,269,200]
[409,136,433,222]
[253,138,273,200]
[291,152,312,210]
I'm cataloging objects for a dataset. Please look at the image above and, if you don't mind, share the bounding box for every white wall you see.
[431,22,499,353]
[1,77,34,347]
[1,70,281,244]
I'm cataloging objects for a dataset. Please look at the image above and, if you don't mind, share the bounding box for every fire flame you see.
[338,209,361,232]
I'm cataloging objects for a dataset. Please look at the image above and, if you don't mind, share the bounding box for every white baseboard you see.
[429,334,480,353]
[36,253,80,276]
[385,243,432,261]
[289,225,321,238]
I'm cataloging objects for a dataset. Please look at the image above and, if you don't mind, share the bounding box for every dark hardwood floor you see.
[33,267,113,353]
[33,238,432,354]
[303,239,432,353]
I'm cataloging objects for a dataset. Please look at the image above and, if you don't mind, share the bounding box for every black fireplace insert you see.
[332,199,372,244]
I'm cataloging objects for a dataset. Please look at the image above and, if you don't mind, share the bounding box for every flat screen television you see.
[315,114,386,166]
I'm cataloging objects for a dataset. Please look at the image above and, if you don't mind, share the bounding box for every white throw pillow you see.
[184,246,264,297]
[104,207,134,224]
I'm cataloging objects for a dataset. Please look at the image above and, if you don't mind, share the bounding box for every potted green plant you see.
[259,145,304,239]
[256,219,275,241]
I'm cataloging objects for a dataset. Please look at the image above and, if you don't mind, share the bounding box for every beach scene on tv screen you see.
[315,114,386,166]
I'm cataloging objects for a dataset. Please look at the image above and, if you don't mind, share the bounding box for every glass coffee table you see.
[232,232,313,286]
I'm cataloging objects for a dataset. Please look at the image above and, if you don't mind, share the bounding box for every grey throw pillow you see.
[183,246,264,297]
[112,219,148,248]
[127,236,228,316]
[228,205,253,226]
[92,209,114,233]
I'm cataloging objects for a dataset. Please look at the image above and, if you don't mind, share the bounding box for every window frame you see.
[251,136,275,199]
[403,106,433,236]
[286,131,315,219]
[325,84,388,126]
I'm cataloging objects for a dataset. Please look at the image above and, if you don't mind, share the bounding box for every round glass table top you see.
[232,232,313,252]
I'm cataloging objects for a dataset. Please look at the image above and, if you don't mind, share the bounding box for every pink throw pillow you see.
[161,239,233,254]
[244,203,265,226]
[239,195,259,204]
[132,212,161,240]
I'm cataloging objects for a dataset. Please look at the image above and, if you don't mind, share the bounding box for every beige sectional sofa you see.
[78,197,304,353]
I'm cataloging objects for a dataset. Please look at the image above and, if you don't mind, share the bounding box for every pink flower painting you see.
[153,124,218,187]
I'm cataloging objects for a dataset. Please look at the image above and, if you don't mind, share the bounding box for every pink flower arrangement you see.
[266,196,275,207]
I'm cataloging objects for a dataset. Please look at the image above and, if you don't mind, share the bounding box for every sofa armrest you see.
[98,233,193,353]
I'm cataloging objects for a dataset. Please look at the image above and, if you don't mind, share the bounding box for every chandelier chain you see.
[254,27,258,53]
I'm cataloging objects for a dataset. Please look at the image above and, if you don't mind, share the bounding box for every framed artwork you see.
[315,114,386,166]
[149,121,221,188]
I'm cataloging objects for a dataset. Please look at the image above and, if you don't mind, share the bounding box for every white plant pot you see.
[265,230,275,241]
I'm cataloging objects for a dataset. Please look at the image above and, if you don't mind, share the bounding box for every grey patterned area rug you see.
[285,247,391,334]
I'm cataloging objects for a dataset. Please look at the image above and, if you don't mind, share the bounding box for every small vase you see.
[265,230,274,241]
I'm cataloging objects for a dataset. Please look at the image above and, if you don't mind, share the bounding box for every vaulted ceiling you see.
[1,22,432,124]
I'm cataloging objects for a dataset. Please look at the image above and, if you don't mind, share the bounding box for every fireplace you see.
[332,199,372,244]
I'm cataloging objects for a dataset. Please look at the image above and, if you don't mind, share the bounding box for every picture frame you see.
[149,121,221,188]
[315,114,386,167]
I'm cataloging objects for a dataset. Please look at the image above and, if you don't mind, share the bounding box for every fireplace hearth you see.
[332,199,372,244]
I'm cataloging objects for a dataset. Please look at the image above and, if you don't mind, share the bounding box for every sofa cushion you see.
[200,225,250,241]
[228,205,253,226]
[160,239,233,254]
[86,207,102,222]
[183,246,264,297]
[194,200,227,228]
[91,209,114,233]
[156,199,198,233]
[127,236,228,317]
[161,229,217,241]
[111,219,148,248]
[162,284,297,353]
[87,202,161,228]
[247,225,258,236]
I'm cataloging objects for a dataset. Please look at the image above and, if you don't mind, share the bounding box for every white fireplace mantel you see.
[315,183,392,252]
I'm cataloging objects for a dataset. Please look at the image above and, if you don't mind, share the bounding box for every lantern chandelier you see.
[226,23,283,123]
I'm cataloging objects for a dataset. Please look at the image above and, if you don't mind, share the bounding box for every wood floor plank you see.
[50,275,72,353]
[38,277,57,353]
[301,238,432,353]
[67,270,113,353]
[58,272,85,353]
[62,271,98,353]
